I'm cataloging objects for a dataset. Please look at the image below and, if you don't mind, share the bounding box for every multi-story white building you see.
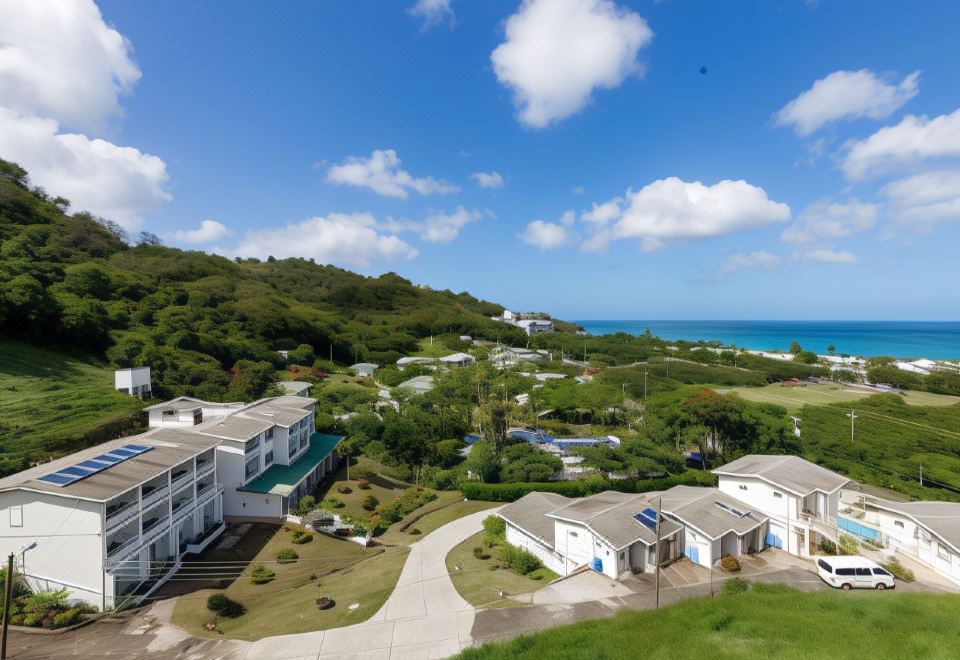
[0,428,224,609]
[114,367,152,397]
[714,454,849,557]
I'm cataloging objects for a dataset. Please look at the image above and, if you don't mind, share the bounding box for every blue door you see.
[591,557,603,572]
[687,545,699,564]
[765,532,783,549]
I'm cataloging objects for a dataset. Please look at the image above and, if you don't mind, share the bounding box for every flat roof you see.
[239,433,343,496]
[194,415,276,441]
[0,428,219,502]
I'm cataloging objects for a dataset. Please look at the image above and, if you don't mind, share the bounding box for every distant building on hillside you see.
[490,310,555,335]
[278,381,313,397]
[350,363,379,378]
[114,367,152,397]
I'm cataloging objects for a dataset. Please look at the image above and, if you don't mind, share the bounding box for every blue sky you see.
[3,1,960,320]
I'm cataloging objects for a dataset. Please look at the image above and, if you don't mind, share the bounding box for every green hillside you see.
[0,336,144,475]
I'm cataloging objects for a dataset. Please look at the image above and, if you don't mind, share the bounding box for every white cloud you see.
[521,219,572,250]
[718,250,781,276]
[571,185,585,195]
[842,108,960,180]
[229,213,418,268]
[470,171,504,189]
[560,209,576,226]
[0,107,170,230]
[326,149,459,198]
[0,0,141,132]
[580,177,790,252]
[419,206,481,243]
[581,199,622,225]
[776,69,919,136]
[173,220,231,244]
[407,0,455,31]
[781,198,877,243]
[882,169,960,226]
[795,249,857,264]
[490,0,653,128]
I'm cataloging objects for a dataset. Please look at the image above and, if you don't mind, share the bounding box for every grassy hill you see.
[458,588,960,659]
[0,336,144,474]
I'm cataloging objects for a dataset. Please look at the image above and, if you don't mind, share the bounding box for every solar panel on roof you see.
[633,507,658,531]
[35,443,155,488]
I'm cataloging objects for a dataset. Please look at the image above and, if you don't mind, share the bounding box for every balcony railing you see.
[105,501,140,532]
[170,471,195,494]
[172,498,194,520]
[141,515,170,541]
[107,535,140,559]
[196,481,222,501]
[196,460,215,479]
[141,484,170,510]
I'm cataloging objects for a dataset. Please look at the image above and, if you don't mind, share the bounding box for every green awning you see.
[239,433,343,496]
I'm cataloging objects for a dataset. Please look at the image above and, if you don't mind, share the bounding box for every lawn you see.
[447,531,557,609]
[315,460,412,522]
[0,336,144,465]
[721,382,960,412]
[170,523,409,640]
[457,588,960,659]
[380,497,500,544]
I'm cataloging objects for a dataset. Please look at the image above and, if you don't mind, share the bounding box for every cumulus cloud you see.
[581,199,622,225]
[882,169,960,226]
[718,251,781,276]
[521,219,572,250]
[419,206,481,243]
[228,213,418,268]
[0,108,170,230]
[326,149,459,198]
[580,177,790,252]
[776,69,920,136]
[407,0,455,31]
[795,249,857,264]
[491,0,653,128]
[0,0,141,133]
[781,198,878,243]
[173,220,231,244]
[470,171,504,189]
[842,108,960,180]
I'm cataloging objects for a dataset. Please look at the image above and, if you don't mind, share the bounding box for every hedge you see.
[461,470,716,503]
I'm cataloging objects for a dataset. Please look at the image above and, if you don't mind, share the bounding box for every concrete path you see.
[243,507,498,660]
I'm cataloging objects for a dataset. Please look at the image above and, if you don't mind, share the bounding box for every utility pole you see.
[847,410,857,442]
[2,553,13,660]
[644,370,648,400]
[655,497,662,610]
[920,463,923,486]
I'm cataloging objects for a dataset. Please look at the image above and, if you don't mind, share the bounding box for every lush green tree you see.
[464,440,499,482]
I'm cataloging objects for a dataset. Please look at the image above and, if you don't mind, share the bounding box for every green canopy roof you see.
[240,433,343,496]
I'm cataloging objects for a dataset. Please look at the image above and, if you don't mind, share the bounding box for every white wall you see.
[0,490,104,606]
[505,524,565,575]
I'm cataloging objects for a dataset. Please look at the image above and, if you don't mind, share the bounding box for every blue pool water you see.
[574,320,960,359]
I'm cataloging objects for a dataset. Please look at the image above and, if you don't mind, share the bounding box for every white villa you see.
[0,428,224,609]
[350,362,379,378]
[490,310,555,336]
[114,367,151,397]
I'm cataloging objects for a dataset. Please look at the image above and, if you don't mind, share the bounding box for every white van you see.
[815,556,895,590]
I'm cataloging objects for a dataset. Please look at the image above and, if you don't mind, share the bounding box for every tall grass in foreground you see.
[458,589,960,660]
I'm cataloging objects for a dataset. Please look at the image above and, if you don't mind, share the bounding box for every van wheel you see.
[876,583,886,590]
[841,583,852,591]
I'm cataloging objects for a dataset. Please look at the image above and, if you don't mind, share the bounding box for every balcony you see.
[107,534,140,559]
[141,484,170,510]
[172,497,195,520]
[141,515,170,543]
[196,481,223,502]
[170,469,194,494]
[105,500,140,532]
[195,459,215,479]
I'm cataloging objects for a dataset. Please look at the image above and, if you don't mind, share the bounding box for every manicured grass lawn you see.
[0,336,143,458]
[721,382,960,412]
[457,589,960,659]
[170,523,408,640]
[380,497,500,544]
[447,531,557,609]
[315,461,412,522]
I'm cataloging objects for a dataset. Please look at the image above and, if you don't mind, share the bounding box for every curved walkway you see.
[243,507,498,660]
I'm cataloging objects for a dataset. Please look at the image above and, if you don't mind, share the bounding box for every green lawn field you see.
[720,382,960,412]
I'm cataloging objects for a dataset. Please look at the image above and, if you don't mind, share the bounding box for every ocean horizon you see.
[573,320,960,360]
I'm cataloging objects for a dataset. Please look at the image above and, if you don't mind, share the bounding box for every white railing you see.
[106,535,140,559]
[195,461,215,479]
[170,471,195,494]
[141,515,170,543]
[141,485,169,510]
[196,482,223,503]
[105,502,140,532]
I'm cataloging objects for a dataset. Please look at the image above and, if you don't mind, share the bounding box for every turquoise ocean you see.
[573,321,960,360]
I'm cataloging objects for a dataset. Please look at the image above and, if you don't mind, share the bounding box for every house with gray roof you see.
[714,454,850,558]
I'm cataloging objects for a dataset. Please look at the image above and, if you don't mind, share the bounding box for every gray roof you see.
[350,363,379,370]
[0,428,219,502]
[549,491,681,549]
[871,499,960,554]
[659,486,767,540]
[193,415,275,441]
[397,375,435,394]
[713,454,849,496]
[142,396,209,412]
[237,401,311,427]
[498,492,572,547]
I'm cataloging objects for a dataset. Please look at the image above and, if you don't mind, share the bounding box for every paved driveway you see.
[243,507,498,660]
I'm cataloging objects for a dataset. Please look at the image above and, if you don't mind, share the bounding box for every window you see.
[9,506,23,527]
[620,552,625,560]
[938,546,951,561]
[163,410,176,417]
[264,450,274,466]
[773,492,783,499]
[569,531,578,538]
[894,520,904,528]
[245,456,259,479]
[244,437,259,453]
[817,559,832,573]
[738,484,747,491]
[266,427,274,439]
[299,431,308,449]
[288,435,298,457]
[835,568,855,576]
[855,567,872,576]
[872,568,891,576]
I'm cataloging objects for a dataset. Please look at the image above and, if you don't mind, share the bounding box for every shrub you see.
[357,479,371,490]
[818,538,838,555]
[277,548,299,564]
[473,546,490,560]
[460,470,714,503]
[501,545,542,575]
[719,555,741,573]
[291,530,314,544]
[377,487,438,525]
[206,593,245,617]
[409,528,421,535]
[880,557,916,582]
[51,607,83,629]
[483,515,506,539]
[323,497,345,509]
[337,486,353,494]
[722,577,751,595]
[361,495,379,511]
[352,468,373,481]
[250,565,275,585]
[838,534,859,555]
[294,495,316,515]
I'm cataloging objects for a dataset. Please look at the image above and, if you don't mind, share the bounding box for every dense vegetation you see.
[865,356,960,395]
[0,158,526,405]
[458,588,960,660]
